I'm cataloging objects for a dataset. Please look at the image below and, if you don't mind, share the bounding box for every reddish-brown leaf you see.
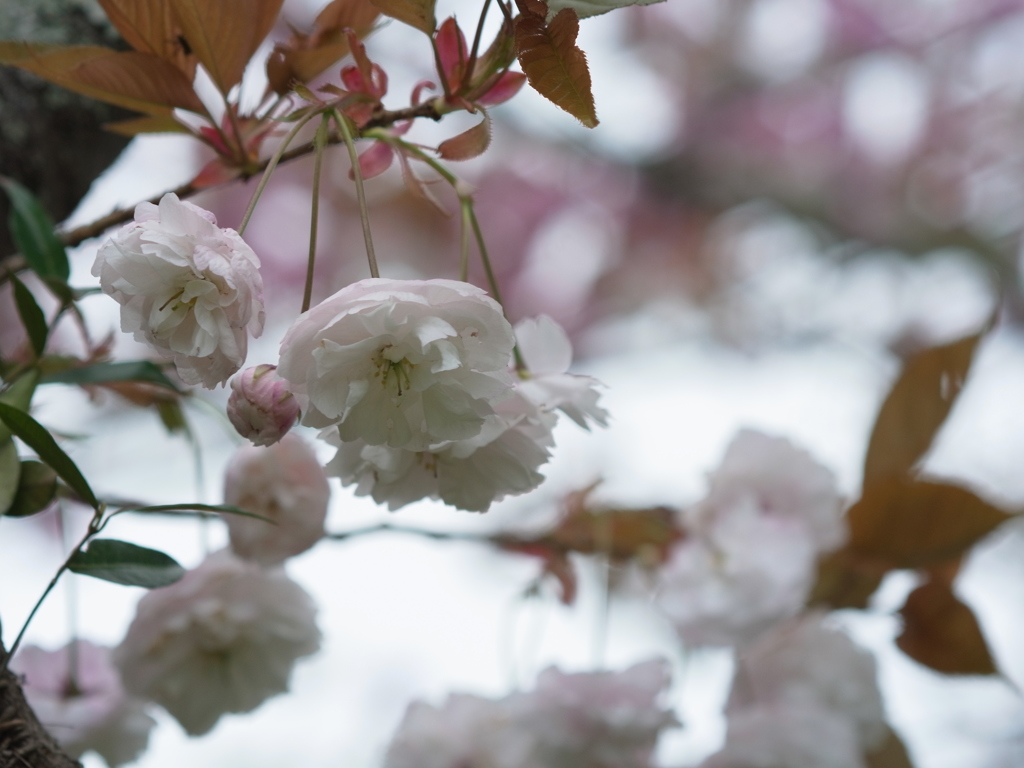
[437,112,492,160]
[266,0,380,94]
[548,506,682,563]
[170,0,284,94]
[513,1,598,127]
[846,479,1012,570]
[191,157,243,189]
[866,728,916,768]
[809,548,887,610]
[863,329,986,489]
[897,580,998,675]
[370,0,437,35]
[0,43,205,115]
[105,114,189,136]
[96,0,197,78]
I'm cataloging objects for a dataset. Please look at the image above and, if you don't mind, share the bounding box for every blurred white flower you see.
[515,659,678,768]
[514,315,609,429]
[727,613,887,750]
[14,641,156,768]
[223,433,330,565]
[384,693,533,768]
[701,705,866,768]
[383,659,676,768]
[92,193,265,388]
[656,509,816,646]
[690,429,845,554]
[227,364,300,446]
[113,550,321,736]
[326,391,555,511]
[277,278,515,450]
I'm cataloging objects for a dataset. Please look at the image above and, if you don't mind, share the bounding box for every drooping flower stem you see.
[238,110,320,236]
[332,109,380,278]
[303,116,331,313]
[3,507,106,674]
[459,198,472,282]
[465,0,494,89]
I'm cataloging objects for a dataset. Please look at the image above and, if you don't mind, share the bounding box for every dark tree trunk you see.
[0,0,132,258]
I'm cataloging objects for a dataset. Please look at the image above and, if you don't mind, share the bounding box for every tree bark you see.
[0,0,132,258]
[0,645,81,768]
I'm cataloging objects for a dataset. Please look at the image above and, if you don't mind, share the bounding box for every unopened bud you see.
[227,364,299,447]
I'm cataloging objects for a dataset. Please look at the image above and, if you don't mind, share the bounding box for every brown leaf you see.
[809,548,887,610]
[866,728,916,768]
[96,0,197,78]
[513,1,598,128]
[370,0,436,35]
[437,112,492,160]
[105,114,189,136]
[549,506,682,563]
[847,479,1012,570]
[897,580,998,675]
[863,329,986,489]
[266,0,380,94]
[169,0,285,94]
[0,43,205,115]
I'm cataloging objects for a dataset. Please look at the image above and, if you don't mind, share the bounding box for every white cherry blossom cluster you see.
[383,659,677,768]
[93,194,265,388]
[701,613,887,767]
[655,429,845,647]
[277,280,607,512]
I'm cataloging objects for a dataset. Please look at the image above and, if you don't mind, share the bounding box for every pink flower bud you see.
[223,433,330,565]
[227,364,300,446]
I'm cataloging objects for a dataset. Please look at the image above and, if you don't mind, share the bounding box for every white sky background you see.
[2,0,1024,766]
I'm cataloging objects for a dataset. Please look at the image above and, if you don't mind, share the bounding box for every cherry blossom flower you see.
[701,705,866,768]
[92,193,265,388]
[383,659,676,768]
[278,278,515,451]
[384,693,533,768]
[13,641,156,767]
[655,508,817,647]
[226,364,300,446]
[113,550,321,736]
[325,390,555,511]
[222,433,330,565]
[690,429,845,554]
[514,315,609,429]
[514,659,678,768]
[726,613,887,750]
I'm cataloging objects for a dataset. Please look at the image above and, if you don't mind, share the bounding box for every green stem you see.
[468,205,525,369]
[465,0,493,90]
[238,110,319,236]
[332,109,380,279]
[459,198,472,282]
[303,116,331,313]
[2,508,104,673]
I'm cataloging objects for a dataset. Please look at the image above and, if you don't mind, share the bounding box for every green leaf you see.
[156,399,188,434]
[68,538,185,588]
[0,402,98,509]
[122,502,276,523]
[6,460,58,517]
[0,440,21,516]
[0,369,41,444]
[9,275,49,358]
[41,360,180,392]
[0,177,70,283]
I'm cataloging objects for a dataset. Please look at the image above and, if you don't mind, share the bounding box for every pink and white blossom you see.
[92,193,265,388]
[656,508,817,646]
[514,659,678,768]
[726,613,887,750]
[278,278,515,451]
[326,390,555,512]
[690,429,845,554]
[223,433,330,565]
[227,364,300,446]
[514,315,609,429]
[701,705,866,768]
[113,550,321,736]
[14,641,156,767]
